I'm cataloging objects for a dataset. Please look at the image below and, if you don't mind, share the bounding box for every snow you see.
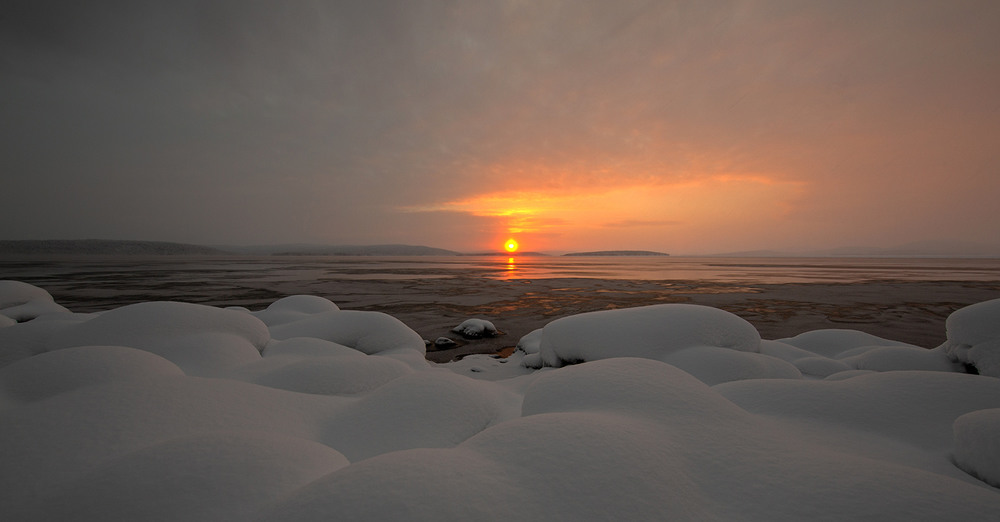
[250,294,340,327]
[268,309,425,357]
[451,318,499,338]
[46,301,269,377]
[2,281,1000,520]
[536,303,761,368]
[778,328,921,357]
[661,345,802,385]
[941,297,1000,377]
[0,280,70,322]
[954,408,1000,487]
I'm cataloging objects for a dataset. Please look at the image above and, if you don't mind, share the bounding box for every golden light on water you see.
[505,239,519,252]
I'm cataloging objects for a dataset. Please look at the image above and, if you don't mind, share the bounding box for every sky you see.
[2,0,999,254]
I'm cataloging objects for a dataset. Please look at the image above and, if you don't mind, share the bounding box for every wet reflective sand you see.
[4,255,999,361]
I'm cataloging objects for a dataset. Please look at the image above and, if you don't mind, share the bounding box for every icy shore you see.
[2,279,1000,520]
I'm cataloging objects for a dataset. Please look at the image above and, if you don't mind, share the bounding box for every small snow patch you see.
[452,319,499,338]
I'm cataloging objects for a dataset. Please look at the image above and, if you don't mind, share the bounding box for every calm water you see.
[5,255,1000,349]
[5,255,1000,286]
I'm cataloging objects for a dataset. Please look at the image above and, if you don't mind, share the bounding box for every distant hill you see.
[0,239,226,256]
[564,250,669,257]
[268,244,460,256]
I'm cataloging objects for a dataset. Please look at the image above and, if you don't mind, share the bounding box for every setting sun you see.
[504,239,519,253]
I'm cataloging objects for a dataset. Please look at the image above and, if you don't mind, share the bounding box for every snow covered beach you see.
[3,261,1000,520]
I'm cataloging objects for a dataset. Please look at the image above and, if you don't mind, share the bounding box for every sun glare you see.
[504,239,519,253]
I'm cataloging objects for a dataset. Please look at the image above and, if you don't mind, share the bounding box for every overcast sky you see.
[2,0,999,254]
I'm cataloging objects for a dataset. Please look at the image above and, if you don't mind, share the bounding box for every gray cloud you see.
[2,0,999,252]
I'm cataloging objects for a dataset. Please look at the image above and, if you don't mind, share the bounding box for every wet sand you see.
[4,256,999,362]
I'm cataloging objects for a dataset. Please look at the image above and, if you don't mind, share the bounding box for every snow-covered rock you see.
[0,280,70,322]
[4,285,1000,520]
[793,356,852,378]
[778,329,919,358]
[941,298,1000,377]
[953,408,1000,487]
[230,353,412,396]
[839,345,959,373]
[269,310,425,356]
[0,345,183,405]
[537,304,761,368]
[250,295,340,327]
[661,345,802,385]
[45,301,269,377]
[452,318,498,338]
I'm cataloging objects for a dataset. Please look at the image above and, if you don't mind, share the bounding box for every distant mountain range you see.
[264,244,460,256]
[3,239,997,258]
[0,239,226,256]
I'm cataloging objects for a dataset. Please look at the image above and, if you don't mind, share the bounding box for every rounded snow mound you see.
[46,302,269,377]
[325,371,511,461]
[261,337,361,358]
[0,280,70,322]
[537,304,760,368]
[521,357,749,419]
[269,310,425,356]
[839,345,959,373]
[0,345,184,405]
[26,432,349,522]
[953,408,1000,487]
[779,329,918,358]
[794,356,852,378]
[941,298,1000,377]
[452,318,498,338]
[662,346,802,385]
[234,355,412,396]
[251,295,340,327]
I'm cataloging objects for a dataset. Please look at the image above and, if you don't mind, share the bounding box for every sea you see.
[4,254,1000,311]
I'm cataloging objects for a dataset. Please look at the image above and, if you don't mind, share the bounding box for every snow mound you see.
[261,336,361,358]
[269,310,425,356]
[537,304,760,368]
[0,312,94,369]
[0,345,183,405]
[521,357,748,419]
[661,346,802,385]
[264,359,1000,521]
[758,339,819,362]
[953,408,1000,487]
[46,302,269,377]
[941,298,1000,377]
[793,356,852,378]
[251,295,340,326]
[717,371,1000,450]
[19,432,349,522]
[322,371,513,461]
[779,328,918,357]
[451,318,498,338]
[0,280,70,322]
[839,345,959,372]
[516,328,543,354]
[232,355,412,396]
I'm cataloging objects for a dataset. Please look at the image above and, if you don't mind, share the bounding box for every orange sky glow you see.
[405,171,806,253]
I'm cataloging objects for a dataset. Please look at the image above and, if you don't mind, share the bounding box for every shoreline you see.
[9,272,997,361]
[4,254,998,362]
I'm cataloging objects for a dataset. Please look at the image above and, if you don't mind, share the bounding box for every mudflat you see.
[4,255,999,362]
